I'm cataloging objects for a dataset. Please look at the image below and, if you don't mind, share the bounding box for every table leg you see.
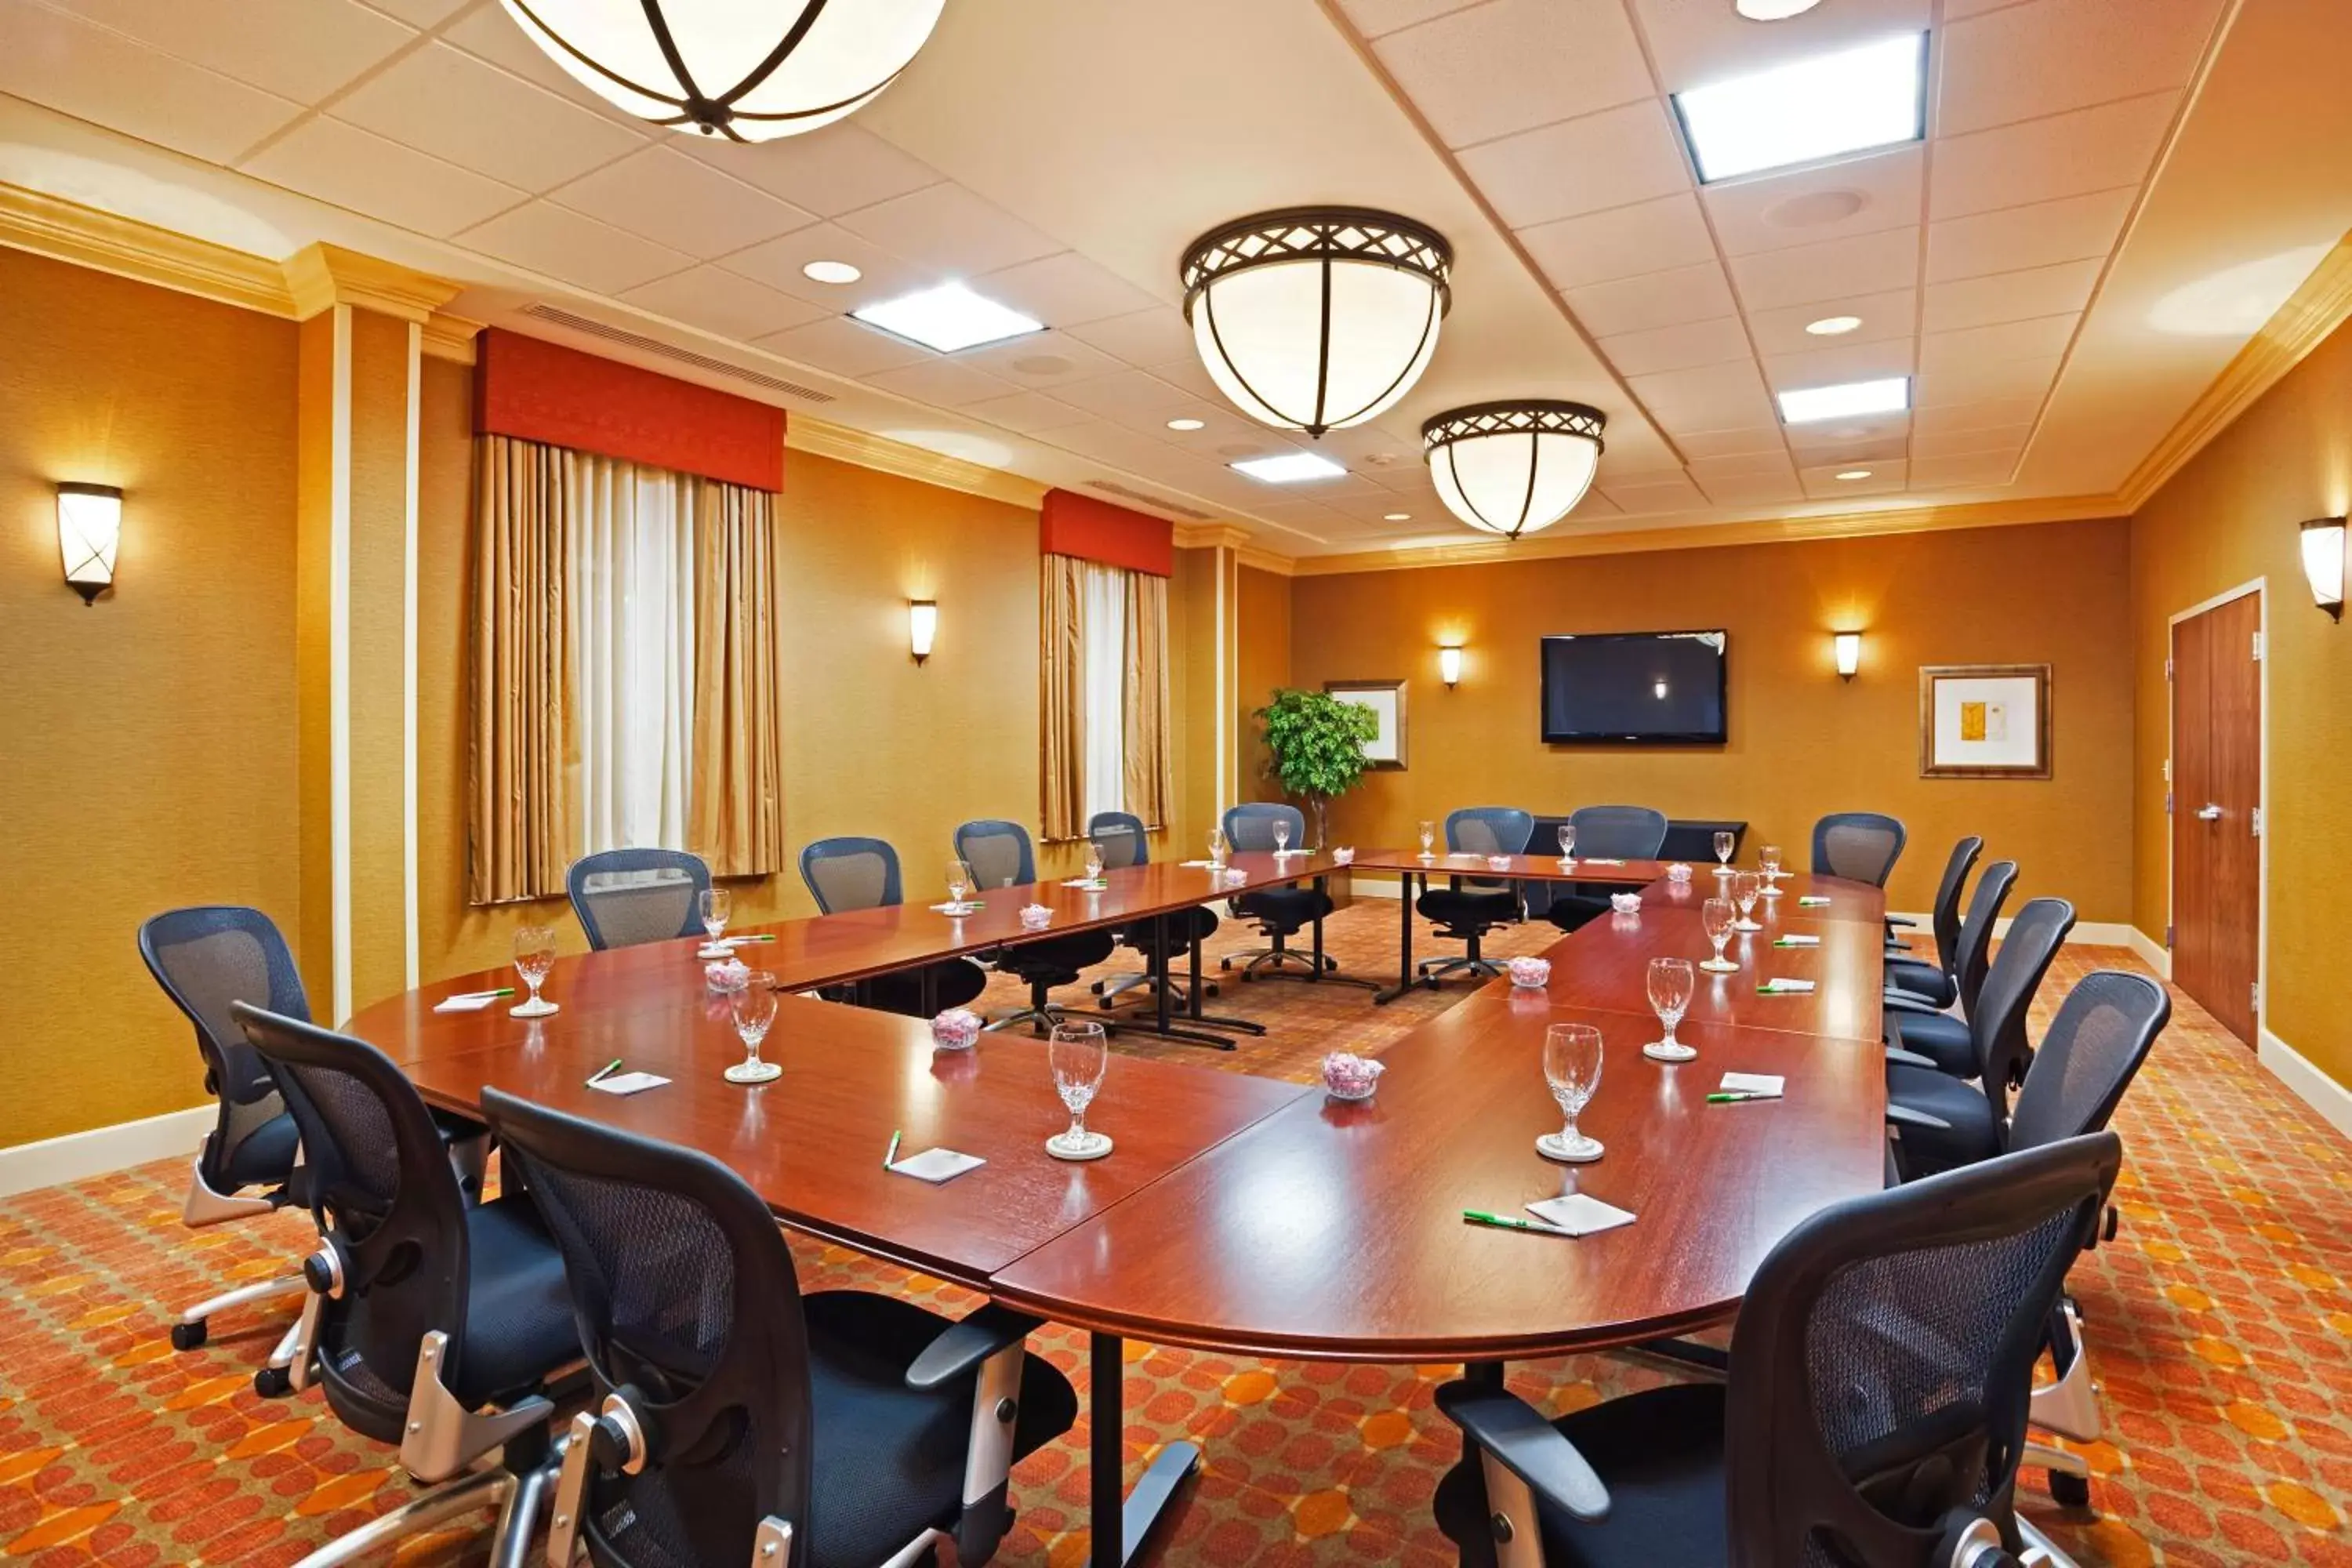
[1376,873,1419,1005]
[1310,875,1327,981]
[1113,913,1242,1049]
[1179,909,1265,1036]
[1461,1359,1505,1464]
[920,964,937,1017]
[1091,1331,1197,1568]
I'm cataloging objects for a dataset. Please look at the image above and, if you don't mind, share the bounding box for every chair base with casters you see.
[982,930,1119,1036]
[1098,911,1267,1051]
[1415,888,1520,989]
[168,1149,307,1353]
[1222,887,1378,993]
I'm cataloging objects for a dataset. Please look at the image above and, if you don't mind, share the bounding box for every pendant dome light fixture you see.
[499,0,948,142]
[1423,400,1607,540]
[1181,207,1452,437]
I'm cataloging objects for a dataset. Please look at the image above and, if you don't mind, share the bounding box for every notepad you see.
[1773,934,1821,948]
[433,992,502,1013]
[1062,878,1109,890]
[1797,895,1832,907]
[1720,1073,1785,1098]
[887,1147,986,1184]
[930,901,985,914]
[1757,978,1817,994]
[1179,860,1221,869]
[587,1071,669,1096]
[1525,1193,1636,1236]
[1579,857,1628,866]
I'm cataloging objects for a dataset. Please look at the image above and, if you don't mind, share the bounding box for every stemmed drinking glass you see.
[1731,870,1765,932]
[1207,828,1228,870]
[946,859,973,914]
[1714,829,1736,877]
[1700,897,1740,972]
[1758,844,1784,897]
[1418,820,1437,859]
[725,971,782,1084]
[1273,817,1292,856]
[1643,956,1697,1062]
[1045,1021,1112,1160]
[1538,1022,1604,1163]
[1083,840,1105,885]
[512,924,558,1017]
[1557,823,1577,863]
[699,887,731,951]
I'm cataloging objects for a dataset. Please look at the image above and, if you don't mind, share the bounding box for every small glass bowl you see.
[1322,1051,1385,1102]
[1018,904,1054,931]
[1486,854,1515,872]
[1507,956,1551,989]
[1666,862,1693,884]
[705,957,750,994]
[1610,892,1642,915]
[931,1007,982,1051]
[1332,847,1356,866]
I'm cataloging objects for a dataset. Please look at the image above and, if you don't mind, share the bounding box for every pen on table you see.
[1461,1208,1570,1236]
[884,1129,902,1169]
[1707,1091,1773,1103]
[457,987,515,999]
[586,1058,622,1087]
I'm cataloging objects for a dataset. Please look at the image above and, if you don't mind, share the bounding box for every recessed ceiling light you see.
[1777,376,1910,425]
[1672,33,1927,183]
[851,283,1043,354]
[1805,314,1864,336]
[801,260,862,285]
[1384,512,1411,522]
[1835,469,1875,481]
[1736,0,1825,18]
[1166,418,1206,432]
[1232,452,1346,484]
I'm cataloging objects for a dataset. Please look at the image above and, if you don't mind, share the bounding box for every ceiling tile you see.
[1519,193,1715,291]
[1726,226,1921,312]
[548,146,815,258]
[1598,474,1708,515]
[1457,100,1692,229]
[1913,423,2035,459]
[1370,0,1653,149]
[1791,433,1911,465]
[1930,92,2179,222]
[1633,0,1929,93]
[1046,419,1192,474]
[1784,408,1911,452]
[50,0,415,101]
[1800,459,1907,499]
[1626,360,1777,432]
[1912,396,2047,435]
[0,0,303,165]
[1066,308,1197,366]
[861,359,1017,408]
[459,201,694,293]
[617,266,827,343]
[675,122,941,218]
[1686,450,1798,484]
[1744,289,1915,358]
[757,316,935,378]
[1938,0,2223,136]
[1594,315,1751,377]
[330,41,647,193]
[1920,259,2102,334]
[1665,425,1786,459]
[1334,0,1487,40]
[364,0,467,19]
[244,116,524,236]
[974,252,1164,328]
[1907,451,2023,488]
[1702,144,1922,257]
[1765,336,1917,392]
[1141,354,1228,403]
[719,223,940,307]
[1694,470,1806,508]
[961,390,1094,434]
[1052,368,1202,424]
[1562,261,1739,337]
[953,330,1127,388]
[836,182,1062,274]
[1913,354,2060,409]
[439,2,661,129]
[1926,188,2136,283]
[1919,314,2079,374]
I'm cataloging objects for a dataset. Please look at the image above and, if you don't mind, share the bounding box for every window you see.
[1078,560,1128,826]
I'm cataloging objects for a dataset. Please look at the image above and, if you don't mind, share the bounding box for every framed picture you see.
[1918,664,2052,779]
[1325,679,1408,770]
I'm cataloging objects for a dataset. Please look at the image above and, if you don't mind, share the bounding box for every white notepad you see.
[1720,1073,1786,1098]
[1758,978,1817,994]
[887,1147,986,1184]
[1525,1193,1636,1236]
[1062,878,1109,890]
[930,901,985,914]
[587,1071,669,1096]
[433,992,502,1014]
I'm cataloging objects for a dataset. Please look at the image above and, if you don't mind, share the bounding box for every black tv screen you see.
[1541,631,1728,744]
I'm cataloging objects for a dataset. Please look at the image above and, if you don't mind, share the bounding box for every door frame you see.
[2165,576,2268,1038]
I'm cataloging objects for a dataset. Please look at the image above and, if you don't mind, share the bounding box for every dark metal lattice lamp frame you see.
[1421,400,1608,541]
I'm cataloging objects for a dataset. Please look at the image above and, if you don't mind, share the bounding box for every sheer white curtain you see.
[1078,561,1128,826]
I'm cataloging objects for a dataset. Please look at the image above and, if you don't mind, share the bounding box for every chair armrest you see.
[906,1303,1045,1391]
[1884,1046,1940,1072]
[1882,991,1939,1016]
[1886,915,1918,928]
[1434,1381,1610,1523]
[1886,1102,1952,1132]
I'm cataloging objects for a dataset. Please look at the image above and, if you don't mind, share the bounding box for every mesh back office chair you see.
[1885,862,2020,1076]
[567,848,712,951]
[799,837,987,1017]
[1544,806,1668,934]
[1415,808,1534,988]
[1431,1133,2122,1568]
[1887,837,1984,1007]
[1221,803,1371,987]
[1813,811,1908,887]
[234,1006,580,1568]
[1087,809,1218,1011]
[953,819,1116,1033]
[483,1087,1077,1568]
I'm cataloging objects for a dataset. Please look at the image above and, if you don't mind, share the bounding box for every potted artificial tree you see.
[1254,688,1380,850]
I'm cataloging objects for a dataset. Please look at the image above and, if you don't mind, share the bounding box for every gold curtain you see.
[1040,554,1087,840]
[467,434,577,905]
[690,478,786,877]
[1123,570,1173,829]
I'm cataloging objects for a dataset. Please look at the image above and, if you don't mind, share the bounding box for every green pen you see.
[586,1058,622,1086]
[1707,1091,1773,1104]
[1461,1208,1571,1236]
[884,1129,902,1168]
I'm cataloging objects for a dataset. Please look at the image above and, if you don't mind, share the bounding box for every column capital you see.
[283,241,461,325]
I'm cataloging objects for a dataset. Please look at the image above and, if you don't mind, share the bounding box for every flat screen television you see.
[1541,630,1728,744]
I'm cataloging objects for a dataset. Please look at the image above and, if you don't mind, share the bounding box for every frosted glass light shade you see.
[499,0,946,141]
[56,483,121,604]
[2303,517,2347,619]
[1423,402,1606,540]
[909,599,938,660]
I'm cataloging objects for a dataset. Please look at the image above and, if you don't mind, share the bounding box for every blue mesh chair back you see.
[1088,811,1149,870]
[2009,973,2170,1153]
[1967,897,2076,1120]
[1566,804,1668,860]
[1222,802,1305,853]
[568,848,712,950]
[1813,811,1907,887]
[139,907,308,1194]
[799,837,905,913]
[1926,835,1985,975]
[1950,860,2019,1020]
[1446,807,1533,892]
[955,819,1037,890]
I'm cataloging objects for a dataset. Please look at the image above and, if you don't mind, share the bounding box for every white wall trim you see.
[2125,925,2172,979]
[2164,577,2268,1036]
[0,1106,212,1199]
[402,318,421,992]
[2259,1027,2352,1142]
[329,303,354,1024]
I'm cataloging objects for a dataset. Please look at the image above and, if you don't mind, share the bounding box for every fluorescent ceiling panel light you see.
[1232,452,1346,483]
[1672,33,1926,183]
[1737,0,1824,16]
[851,283,1043,353]
[1777,376,1909,425]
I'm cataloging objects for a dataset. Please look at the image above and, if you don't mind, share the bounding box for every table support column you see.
[1091,1331,1198,1568]
[1377,873,1421,1004]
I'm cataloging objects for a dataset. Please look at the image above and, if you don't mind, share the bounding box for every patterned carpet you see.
[3,898,2349,1566]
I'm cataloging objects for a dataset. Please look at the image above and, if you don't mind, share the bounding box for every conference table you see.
[345,850,1886,1568]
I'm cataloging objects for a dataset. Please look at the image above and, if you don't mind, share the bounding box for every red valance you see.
[1040,488,1174,577]
[474,328,785,492]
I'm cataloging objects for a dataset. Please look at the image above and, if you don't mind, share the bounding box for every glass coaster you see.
[1700,958,1740,974]
[1643,1040,1697,1062]
[724,1060,781,1084]
[1047,1129,1114,1162]
[1536,1131,1603,1164]
[511,997,559,1018]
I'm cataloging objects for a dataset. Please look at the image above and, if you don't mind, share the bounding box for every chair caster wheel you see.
[2047,1470,2091,1508]
[254,1365,293,1398]
[170,1320,207,1351]
[1219,957,1233,971]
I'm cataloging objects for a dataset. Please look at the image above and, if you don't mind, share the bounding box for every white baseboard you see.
[1348,874,1403,899]
[0,1105,210,1200]
[2259,1027,2352,1142]
[2125,926,2172,979]
[1881,913,2136,949]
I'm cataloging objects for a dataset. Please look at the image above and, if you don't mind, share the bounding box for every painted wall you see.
[1287,518,2136,922]
[0,249,300,1147]
[2131,316,2352,1083]
[1236,563,1293,798]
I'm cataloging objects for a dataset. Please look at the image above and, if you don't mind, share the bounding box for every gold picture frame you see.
[1324,679,1408,770]
[1918,663,2053,779]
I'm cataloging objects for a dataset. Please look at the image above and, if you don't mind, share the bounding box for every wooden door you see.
[2171,590,2262,1043]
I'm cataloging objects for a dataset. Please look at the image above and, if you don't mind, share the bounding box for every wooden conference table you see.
[346,851,1886,1568]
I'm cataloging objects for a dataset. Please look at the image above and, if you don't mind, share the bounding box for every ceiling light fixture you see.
[1805,314,1863,336]
[1737,0,1826,18]
[1165,418,1206,432]
[852,283,1043,354]
[1181,206,1451,437]
[499,0,946,141]
[802,260,862,285]
[1672,32,1927,183]
[1423,401,1607,541]
[1232,452,1347,484]
[1778,376,1910,425]
[1835,469,1874,481]
[1383,512,1411,522]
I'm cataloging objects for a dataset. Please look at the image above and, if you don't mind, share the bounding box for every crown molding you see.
[281,241,461,324]
[786,416,1048,511]
[0,180,296,317]
[1236,545,1296,576]
[1173,523,1251,550]
[422,311,483,364]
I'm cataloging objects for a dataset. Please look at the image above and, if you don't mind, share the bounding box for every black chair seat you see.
[1123,905,1220,949]
[1417,887,1517,930]
[1886,956,1956,1007]
[1238,884,1333,925]
[222,1109,300,1188]
[452,1196,580,1406]
[862,960,989,1017]
[998,928,1116,985]
[1433,1384,1727,1568]
[1888,1009,1974,1075]
[1887,1065,2002,1178]
[1545,891,1613,934]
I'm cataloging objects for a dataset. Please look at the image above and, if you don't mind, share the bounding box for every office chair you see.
[566,847,712,950]
[234,1005,581,1568]
[1884,861,2020,1076]
[798,836,986,1016]
[481,1087,1079,1568]
[953,818,1116,1033]
[1431,1132,2122,1568]
[1812,810,1907,887]
[1221,803,1373,989]
[1416,807,1534,988]
[1542,805,1668,934]
[1887,836,1984,1007]
[1087,809,1215,1010]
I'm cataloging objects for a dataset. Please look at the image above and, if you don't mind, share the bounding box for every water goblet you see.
[1758,844,1784,896]
[1273,817,1292,856]
[725,971,782,1083]
[1083,842,1105,885]
[1731,870,1764,932]
[1714,829,1736,877]
[699,886,731,943]
[1537,1022,1604,1163]
[1418,820,1436,859]
[1700,897,1740,972]
[1642,956,1697,1062]
[1557,822,1577,864]
[946,859,972,913]
[511,924,558,1017]
[1045,1022,1112,1160]
[1207,828,1228,870]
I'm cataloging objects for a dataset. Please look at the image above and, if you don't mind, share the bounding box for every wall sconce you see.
[2302,517,2346,619]
[909,599,938,662]
[56,483,122,605]
[1834,630,1862,680]
[1438,645,1463,688]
